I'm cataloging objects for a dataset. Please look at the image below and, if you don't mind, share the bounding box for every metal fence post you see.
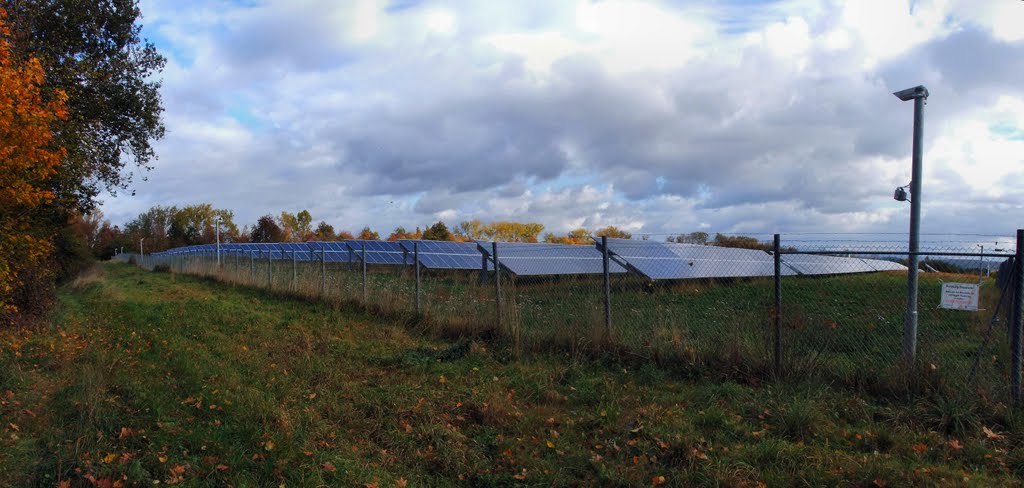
[414,241,422,315]
[321,247,326,296]
[291,249,297,292]
[493,242,502,331]
[361,242,367,303]
[267,250,272,289]
[602,236,612,339]
[1012,229,1024,404]
[249,250,254,283]
[773,234,783,376]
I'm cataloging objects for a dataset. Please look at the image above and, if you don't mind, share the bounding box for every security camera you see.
[894,187,908,202]
[893,85,929,101]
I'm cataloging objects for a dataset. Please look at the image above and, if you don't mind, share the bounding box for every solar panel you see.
[780,254,876,275]
[306,241,354,263]
[398,240,492,270]
[477,241,626,276]
[345,240,409,265]
[860,258,908,271]
[601,238,788,280]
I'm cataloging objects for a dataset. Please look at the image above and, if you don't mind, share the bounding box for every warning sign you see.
[940,282,979,311]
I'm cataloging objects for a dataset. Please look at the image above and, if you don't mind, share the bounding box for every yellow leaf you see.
[545,440,554,449]
[102,453,117,464]
[264,440,275,451]
[983,426,1003,440]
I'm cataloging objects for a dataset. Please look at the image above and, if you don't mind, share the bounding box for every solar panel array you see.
[399,240,493,270]
[599,238,907,280]
[151,238,906,280]
[477,241,626,276]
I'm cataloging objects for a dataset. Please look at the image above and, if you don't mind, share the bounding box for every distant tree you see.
[167,204,236,246]
[337,230,355,240]
[250,215,283,243]
[358,227,379,240]
[595,226,631,239]
[386,226,412,241]
[314,221,335,241]
[670,231,709,245]
[713,233,770,251]
[422,221,452,241]
[456,219,484,240]
[544,228,591,245]
[483,221,544,242]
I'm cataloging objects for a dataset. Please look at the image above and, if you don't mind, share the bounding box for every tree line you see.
[1,0,164,324]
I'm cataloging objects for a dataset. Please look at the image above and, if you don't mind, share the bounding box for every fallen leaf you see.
[948,439,963,450]
[983,426,1003,440]
[323,462,337,472]
[913,443,927,454]
[216,464,229,472]
[513,469,527,480]
[57,481,71,488]
[102,453,117,464]
[545,440,555,449]
[118,427,132,439]
[873,479,887,487]
[652,475,666,486]
[264,440,275,451]
[395,479,408,488]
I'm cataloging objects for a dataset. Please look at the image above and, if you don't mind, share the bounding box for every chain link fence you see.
[115,231,1023,404]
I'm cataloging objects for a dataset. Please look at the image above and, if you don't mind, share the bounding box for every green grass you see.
[0,262,1022,486]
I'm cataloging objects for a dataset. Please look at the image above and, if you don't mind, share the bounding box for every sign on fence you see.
[939,282,979,311]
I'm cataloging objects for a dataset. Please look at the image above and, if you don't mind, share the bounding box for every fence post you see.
[773,234,783,376]
[492,242,502,331]
[602,236,612,339]
[291,249,297,292]
[361,242,367,303]
[267,250,272,289]
[414,241,422,315]
[321,247,326,296]
[1012,229,1024,404]
[480,253,488,284]
[249,250,254,283]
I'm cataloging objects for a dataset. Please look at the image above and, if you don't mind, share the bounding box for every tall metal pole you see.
[773,234,783,376]
[979,244,984,284]
[321,247,326,296]
[139,238,144,267]
[895,85,928,361]
[1012,229,1024,404]
[601,236,612,339]
[291,249,297,292]
[414,241,421,315]
[267,250,272,289]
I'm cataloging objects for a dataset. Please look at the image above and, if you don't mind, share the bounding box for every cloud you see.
[104,0,1024,240]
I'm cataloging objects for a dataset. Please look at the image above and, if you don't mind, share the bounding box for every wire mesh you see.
[126,232,1021,403]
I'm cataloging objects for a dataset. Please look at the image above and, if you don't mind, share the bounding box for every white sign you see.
[940,282,979,311]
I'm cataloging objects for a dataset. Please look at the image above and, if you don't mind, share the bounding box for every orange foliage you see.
[0,9,67,316]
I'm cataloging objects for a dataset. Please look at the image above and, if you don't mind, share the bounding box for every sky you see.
[101,0,1024,242]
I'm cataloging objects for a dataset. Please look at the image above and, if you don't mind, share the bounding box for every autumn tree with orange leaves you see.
[0,8,67,318]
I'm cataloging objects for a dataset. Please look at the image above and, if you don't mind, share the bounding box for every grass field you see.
[159,254,1011,399]
[1,262,1023,486]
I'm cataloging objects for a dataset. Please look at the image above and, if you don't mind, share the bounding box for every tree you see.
[337,230,355,240]
[0,7,68,318]
[713,233,770,251]
[358,227,379,240]
[670,232,709,245]
[3,0,165,213]
[314,221,335,241]
[544,228,591,245]
[250,215,283,243]
[595,226,631,239]
[422,221,452,241]
[456,220,484,240]
[482,221,544,242]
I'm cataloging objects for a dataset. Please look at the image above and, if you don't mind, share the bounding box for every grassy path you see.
[0,263,1021,486]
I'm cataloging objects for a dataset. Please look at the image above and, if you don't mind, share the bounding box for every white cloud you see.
[103,0,1024,239]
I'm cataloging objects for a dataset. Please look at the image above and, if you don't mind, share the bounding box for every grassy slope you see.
[0,263,1021,486]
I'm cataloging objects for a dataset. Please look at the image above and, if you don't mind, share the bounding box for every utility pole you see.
[893,85,929,361]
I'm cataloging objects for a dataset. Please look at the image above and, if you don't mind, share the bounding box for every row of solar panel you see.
[151,239,907,280]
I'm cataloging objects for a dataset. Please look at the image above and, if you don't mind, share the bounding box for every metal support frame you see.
[493,242,502,331]
[773,234,783,376]
[601,236,612,338]
[1012,229,1024,404]
[361,242,367,303]
[414,242,422,315]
